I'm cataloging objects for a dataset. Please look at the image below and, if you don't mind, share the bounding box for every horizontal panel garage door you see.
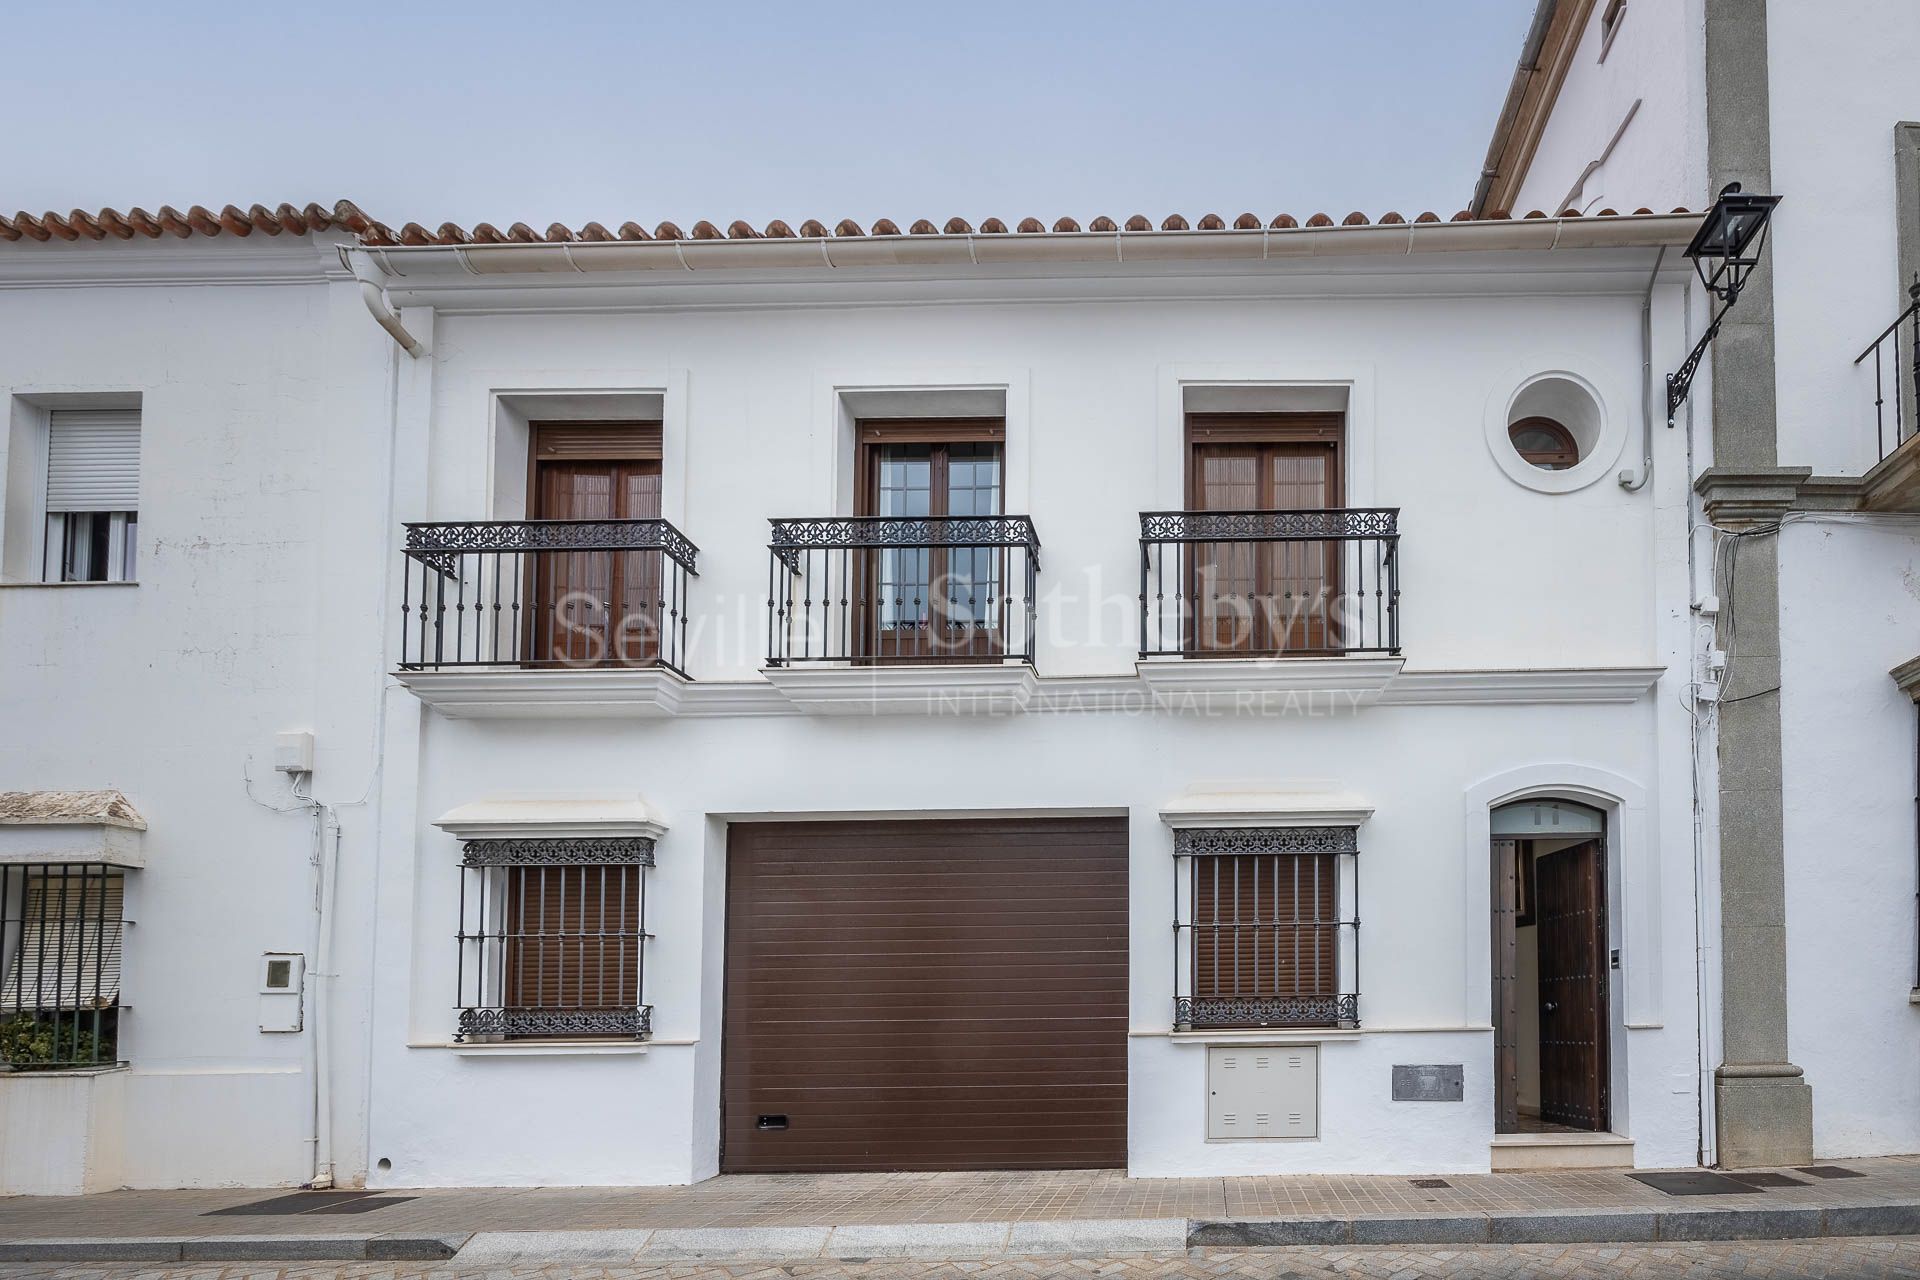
[723,817,1129,1172]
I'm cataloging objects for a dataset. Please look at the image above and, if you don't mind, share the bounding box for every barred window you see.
[455,838,652,1041]
[1,864,125,1068]
[1173,827,1359,1030]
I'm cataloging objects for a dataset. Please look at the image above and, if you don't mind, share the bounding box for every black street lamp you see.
[1665,183,1783,425]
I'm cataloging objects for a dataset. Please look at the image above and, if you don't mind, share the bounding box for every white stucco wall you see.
[0,239,394,1188]
[1511,0,1707,220]
[1766,0,1920,474]
[1779,516,1920,1158]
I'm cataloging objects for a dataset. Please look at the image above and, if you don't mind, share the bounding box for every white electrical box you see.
[1208,1044,1319,1139]
[258,952,306,1033]
[274,731,315,775]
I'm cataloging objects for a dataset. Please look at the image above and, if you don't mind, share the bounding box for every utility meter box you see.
[1207,1044,1319,1139]
[258,952,306,1033]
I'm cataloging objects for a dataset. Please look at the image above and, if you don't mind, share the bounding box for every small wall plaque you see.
[1392,1064,1464,1102]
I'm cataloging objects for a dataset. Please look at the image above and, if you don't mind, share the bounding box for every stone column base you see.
[1715,1064,1813,1168]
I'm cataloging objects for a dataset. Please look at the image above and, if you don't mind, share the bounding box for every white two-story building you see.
[0,196,1707,1191]
[0,0,1911,1195]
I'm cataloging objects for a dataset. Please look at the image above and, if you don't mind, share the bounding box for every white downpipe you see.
[1622,244,1668,492]
[297,787,343,1190]
[343,251,426,358]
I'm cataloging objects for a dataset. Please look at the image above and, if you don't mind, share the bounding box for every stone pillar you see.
[1699,0,1815,1168]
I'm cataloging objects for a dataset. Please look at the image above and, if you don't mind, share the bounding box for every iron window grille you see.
[0,864,126,1069]
[1173,827,1359,1030]
[454,838,653,1042]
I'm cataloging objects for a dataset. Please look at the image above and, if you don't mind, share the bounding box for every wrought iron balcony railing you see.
[1139,508,1400,659]
[766,516,1041,666]
[1858,280,1920,463]
[400,519,699,676]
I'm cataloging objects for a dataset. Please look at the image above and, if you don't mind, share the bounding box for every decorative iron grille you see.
[1173,827,1359,1030]
[1139,508,1399,659]
[766,515,1042,665]
[0,863,125,1069]
[400,519,700,676]
[454,838,653,1042]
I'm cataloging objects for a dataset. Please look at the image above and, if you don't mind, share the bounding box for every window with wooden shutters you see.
[1173,827,1359,1030]
[42,408,140,583]
[0,864,125,1068]
[454,838,652,1041]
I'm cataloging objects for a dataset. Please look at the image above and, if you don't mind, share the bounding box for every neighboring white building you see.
[0,0,1910,1195]
[1477,0,1920,1166]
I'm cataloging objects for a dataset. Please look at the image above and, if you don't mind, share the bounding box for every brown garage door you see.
[723,817,1128,1172]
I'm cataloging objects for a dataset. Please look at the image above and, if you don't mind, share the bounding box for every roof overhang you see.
[350,213,1703,313]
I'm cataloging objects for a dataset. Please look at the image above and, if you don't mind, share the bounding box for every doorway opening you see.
[1491,798,1610,1134]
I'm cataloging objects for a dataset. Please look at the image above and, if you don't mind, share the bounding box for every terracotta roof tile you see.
[3,200,1695,249]
[0,199,382,243]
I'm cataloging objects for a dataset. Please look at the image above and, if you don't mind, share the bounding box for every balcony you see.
[396,519,700,717]
[763,515,1042,713]
[1852,284,1920,512]
[1136,508,1401,710]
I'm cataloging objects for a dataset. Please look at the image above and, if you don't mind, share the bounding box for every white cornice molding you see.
[396,664,1664,720]
[1160,788,1375,830]
[1379,667,1664,705]
[396,667,693,718]
[1135,655,1404,713]
[761,662,1038,715]
[0,237,349,290]
[433,795,666,842]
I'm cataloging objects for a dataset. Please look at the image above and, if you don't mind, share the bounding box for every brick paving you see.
[6,1240,1920,1278]
[5,1158,1920,1239]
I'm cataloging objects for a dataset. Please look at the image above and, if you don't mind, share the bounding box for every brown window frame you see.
[524,421,665,668]
[853,418,1007,663]
[1509,416,1581,470]
[1183,413,1345,655]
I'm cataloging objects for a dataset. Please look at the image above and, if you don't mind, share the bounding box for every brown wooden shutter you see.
[532,421,662,462]
[1190,853,1337,1003]
[503,865,643,1013]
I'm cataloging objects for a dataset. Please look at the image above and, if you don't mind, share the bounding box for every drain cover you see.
[1410,1178,1451,1189]
[1628,1170,1763,1196]
[304,1196,417,1215]
[205,1190,411,1217]
[1796,1165,1868,1179]
[1725,1171,1808,1188]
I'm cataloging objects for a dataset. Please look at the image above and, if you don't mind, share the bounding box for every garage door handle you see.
[757,1114,789,1131]
[1543,1001,1559,1014]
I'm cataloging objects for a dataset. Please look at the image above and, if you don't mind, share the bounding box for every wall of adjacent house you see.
[1765,0,1920,474]
[364,273,1707,1181]
[1509,0,1707,221]
[1778,517,1920,1158]
[0,237,393,1189]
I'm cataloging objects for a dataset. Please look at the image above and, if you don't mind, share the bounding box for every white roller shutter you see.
[45,409,140,512]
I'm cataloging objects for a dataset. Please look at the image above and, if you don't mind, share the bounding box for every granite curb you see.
[5,1203,1919,1263]
[1185,1202,1920,1248]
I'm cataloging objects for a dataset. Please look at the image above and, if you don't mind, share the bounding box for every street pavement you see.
[7,1241,1920,1278]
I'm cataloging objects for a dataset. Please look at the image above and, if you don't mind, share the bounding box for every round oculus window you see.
[1509,416,1580,470]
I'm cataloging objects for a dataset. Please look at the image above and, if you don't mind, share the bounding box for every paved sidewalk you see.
[4,1157,1920,1262]
[8,1241,1920,1279]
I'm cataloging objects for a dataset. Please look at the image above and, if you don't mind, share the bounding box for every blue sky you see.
[7,1,1534,230]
